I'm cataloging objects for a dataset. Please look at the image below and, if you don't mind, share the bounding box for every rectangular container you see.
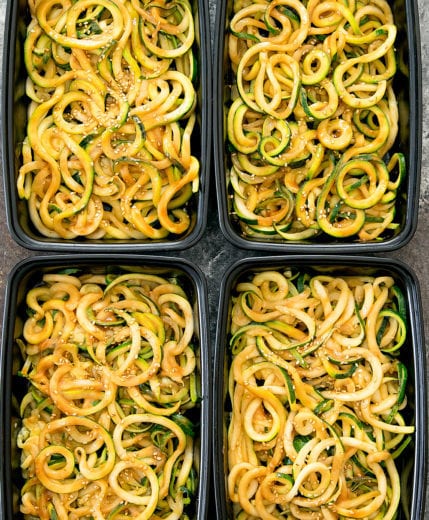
[213,255,426,519]
[1,0,211,252]
[213,0,422,253]
[0,254,210,519]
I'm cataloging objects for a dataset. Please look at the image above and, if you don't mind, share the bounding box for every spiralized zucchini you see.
[18,0,199,240]
[226,0,404,241]
[227,268,413,519]
[17,269,199,519]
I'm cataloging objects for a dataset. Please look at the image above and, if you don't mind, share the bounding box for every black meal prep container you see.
[213,0,422,253]
[0,254,211,520]
[1,0,212,252]
[213,255,426,519]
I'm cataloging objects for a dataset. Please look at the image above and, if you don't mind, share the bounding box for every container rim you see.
[0,253,212,520]
[213,0,423,253]
[1,0,212,252]
[213,254,427,519]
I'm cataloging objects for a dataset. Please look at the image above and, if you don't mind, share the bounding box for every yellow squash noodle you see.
[18,0,199,240]
[227,0,404,241]
[17,269,199,519]
[227,268,413,519]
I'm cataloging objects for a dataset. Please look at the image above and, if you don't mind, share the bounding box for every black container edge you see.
[213,254,427,519]
[213,0,423,254]
[1,0,212,252]
[0,254,211,520]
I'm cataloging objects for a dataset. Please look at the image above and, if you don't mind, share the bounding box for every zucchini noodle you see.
[18,0,199,240]
[227,268,414,519]
[226,0,404,241]
[17,269,200,519]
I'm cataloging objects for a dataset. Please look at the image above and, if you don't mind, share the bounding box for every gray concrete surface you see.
[0,1,428,517]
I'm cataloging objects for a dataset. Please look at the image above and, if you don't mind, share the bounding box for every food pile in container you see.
[214,0,421,252]
[213,256,426,520]
[2,0,211,250]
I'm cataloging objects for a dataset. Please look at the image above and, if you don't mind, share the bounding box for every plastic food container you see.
[1,0,211,252]
[0,254,210,519]
[213,255,426,519]
[213,0,422,252]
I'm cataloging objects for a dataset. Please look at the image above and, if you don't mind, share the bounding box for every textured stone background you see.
[0,0,428,516]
